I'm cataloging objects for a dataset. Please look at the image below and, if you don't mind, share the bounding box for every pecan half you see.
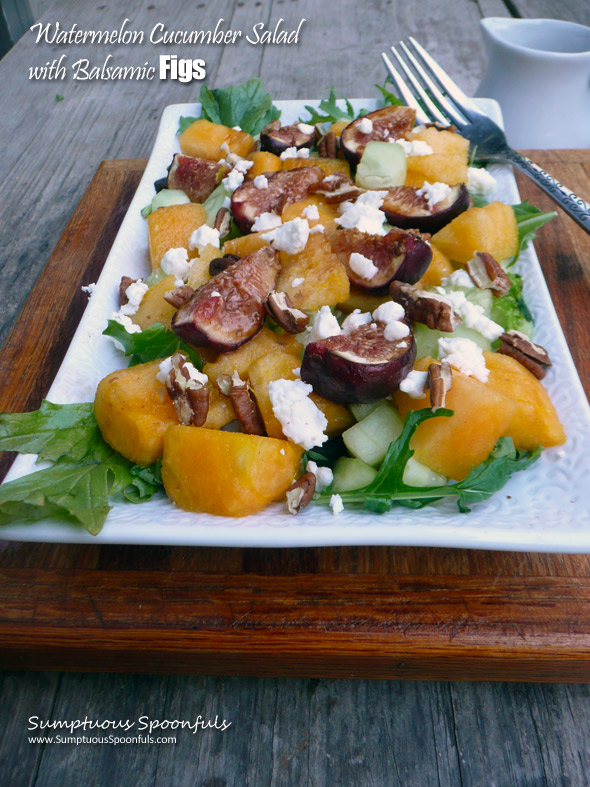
[466,252,511,297]
[318,130,338,159]
[163,284,195,309]
[497,330,551,379]
[228,371,266,435]
[266,291,309,334]
[285,472,316,515]
[165,352,209,426]
[119,276,137,306]
[209,253,240,277]
[214,206,232,239]
[426,360,452,411]
[390,281,461,332]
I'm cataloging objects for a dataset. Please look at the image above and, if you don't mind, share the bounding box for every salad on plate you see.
[0,79,563,535]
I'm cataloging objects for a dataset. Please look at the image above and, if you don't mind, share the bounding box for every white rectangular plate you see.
[2,98,590,551]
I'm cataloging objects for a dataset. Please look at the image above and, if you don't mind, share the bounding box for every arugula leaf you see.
[510,199,557,266]
[177,115,199,135]
[317,408,540,513]
[0,401,108,463]
[198,79,280,135]
[300,88,356,125]
[375,79,403,107]
[103,321,203,370]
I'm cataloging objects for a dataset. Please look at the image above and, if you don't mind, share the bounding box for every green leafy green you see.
[103,321,203,370]
[177,115,199,135]
[511,200,557,266]
[318,408,541,513]
[300,88,356,125]
[491,273,534,335]
[375,79,404,108]
[199,79,280,135]
[0,404,163,534]
[203,182,230,226]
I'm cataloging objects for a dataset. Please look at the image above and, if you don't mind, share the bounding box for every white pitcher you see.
[475,17,590,149]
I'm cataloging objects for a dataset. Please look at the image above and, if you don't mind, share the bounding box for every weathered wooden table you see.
[2,0,590,784]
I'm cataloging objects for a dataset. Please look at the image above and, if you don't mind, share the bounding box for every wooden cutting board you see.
[0,154,589,681]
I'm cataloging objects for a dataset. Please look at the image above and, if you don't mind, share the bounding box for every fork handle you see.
[503,149,590,235]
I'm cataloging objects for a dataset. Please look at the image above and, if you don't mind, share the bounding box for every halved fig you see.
[158,154,224,203]
[330,227,432,291]
[309,172,363,203]
[231,166,325,233]
[171,247,280,352]
[260,120,316,156]
[382,184,470,233]
[340,106,416,167]
[301,322,416,404]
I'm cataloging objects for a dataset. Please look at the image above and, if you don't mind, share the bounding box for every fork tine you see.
[407,37,482,118]
[396,42,468,127]
[389,45,448,125]
[380,52,430,125]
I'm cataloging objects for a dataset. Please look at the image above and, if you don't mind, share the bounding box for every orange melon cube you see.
[132,275,177,331]
[277,234,350,310]
[483,351,565,450]
[248,349,353,439]
[203,326,302,382]
[245,151,282,180]
[415,246,455,288]
[281,196,339,231]
[394,357,516,480]
[432,201,519,264]
[282,156,351,178]
[404,126,469,187]
[179,118,254,162]
[147,203,207,269]
[337,287,392,314]
[329,119,350,137]
[222,231,269,258]
[162,426,302,517]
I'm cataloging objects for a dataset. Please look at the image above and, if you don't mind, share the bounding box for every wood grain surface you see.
[0,152,589,681]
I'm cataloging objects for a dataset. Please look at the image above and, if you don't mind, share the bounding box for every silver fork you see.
[382,38,590,235]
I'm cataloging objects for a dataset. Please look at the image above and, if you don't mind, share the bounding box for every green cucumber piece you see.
[403,457,447,487]
[145,268,168,288]
[342,402,403,466]
[355,141,407,190]
[413,322,492,360]
[332,457,378,493]
[349,402,381,422]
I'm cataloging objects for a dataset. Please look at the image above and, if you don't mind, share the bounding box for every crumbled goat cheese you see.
[330,494,344,515]
[336,191,388,236]
[399,370,428,399]
[392,138,433,157]
[444,290,504,342]
[297,122,315,134]
[409,126,422,135]
[342,309,372,334]
[253,174,269,190]
[161,247,191,279]
[357,116,374,134]
[310,224,325,234]
[210,290,222,297]
[119,280,149,316]
[157,355,208,386]
[174,278,185,288]
[306,460,334,492]
[301,204,320,221]
[349,251,378,280]
[222,168,245,192]
[268,378,328,450]
[156,356,174,383]
[291,277,305,287]
[81,282,96,296]
[280,146,311,160]
[416,181,452,210]
[232,125,241,131]
[438,336,489,382]
[306,305,342,344]
[372,301,410,341]
[108,313,141,350]
[260,217,310,254]
[292,367,301,377]
[251,211,282,232]
[323,174,338,183]
[219,142,230,156]
[189,225,221,254]
[223,196,231,209]
[467,166,497,199]
[233,158,254,174]
[441,269,474,289]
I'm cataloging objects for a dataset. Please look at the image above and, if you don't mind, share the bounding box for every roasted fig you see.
[231,166,325,233]
[382,184,470,233]
[260,120,316,156]
[340,105,416,167]
[330,227,432,291]
[164,154,223,203]
[301,322,416,404]
[171,246,280,352]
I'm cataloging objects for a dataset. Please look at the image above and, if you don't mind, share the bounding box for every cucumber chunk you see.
[342,402,403,466]
[332,457,378,493]
[141,188,190,218]
[349,402,381,422]
[355,141,407,190]
[403,457,447,487]
[413,322,492,359]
